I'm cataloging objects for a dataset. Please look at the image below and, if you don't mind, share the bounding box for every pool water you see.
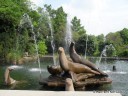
[0,59,128,96]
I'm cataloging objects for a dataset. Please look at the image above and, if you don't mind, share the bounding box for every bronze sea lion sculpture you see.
[47,65,63,75]
[4,67,16,85]
[70,72,95,82]
[69,42,108,76]
[58,47,100,75]
[58,47,70,72]
[65,78,74,91]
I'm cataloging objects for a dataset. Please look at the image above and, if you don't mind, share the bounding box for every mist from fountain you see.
[19,13,41,75]
[98,44,126,74]
[29,68,47,72]
[97,44,116,68]
[9,65,23,69]
[65,17,72,53]
[47,13,56,65]
[97,45,107,68]
[84,34,88,59]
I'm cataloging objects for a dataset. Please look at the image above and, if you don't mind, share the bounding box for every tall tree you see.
[44,5,67,51]
[95,34,105,56]
[0,0,31,60]
[106,32,123,56]
[120,28,128,44]
[71,16,86,41]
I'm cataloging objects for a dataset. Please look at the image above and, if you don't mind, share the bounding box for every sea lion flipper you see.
[4,67,16,85]
[65,78,74,91]
[69,71,77,82]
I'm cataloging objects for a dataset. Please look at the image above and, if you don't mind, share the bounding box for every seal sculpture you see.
[58,47,100,75]
[47,65,63,75]
[58,47,70,72]
[70,72,95,82]
[69,42,108,76]
[4,67,16,85]
[65,78,74,91]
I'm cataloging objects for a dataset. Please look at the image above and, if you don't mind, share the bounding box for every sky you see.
[30,0,128,36]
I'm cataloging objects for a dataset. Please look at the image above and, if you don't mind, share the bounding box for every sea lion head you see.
[8,67,14,71]
[65,78,74,91]
[69,42,76,53]
[70,42,75,47]
[58,47,70,72]
[5,67,16,85]
[58,47,64,53]
[47,65,62,75]
[65,78,73,86]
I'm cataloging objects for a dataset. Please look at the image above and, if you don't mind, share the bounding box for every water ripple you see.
[103,70,127,74]
[29,68,47,72]
[9,65,23,69]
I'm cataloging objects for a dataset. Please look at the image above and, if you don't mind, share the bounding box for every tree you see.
[0,0,19,58]
[120,28,128,44]
[95,34,105,56]
[106,32,123,56]
[71,16,86,41]
[53,7,67,48]
[87,35,97,56]
[38,41,47,55]
[76,34,97,56]
[0,0,41,61]
[44,5,67,51]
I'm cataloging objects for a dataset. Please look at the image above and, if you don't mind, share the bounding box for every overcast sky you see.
[30,0,128,36]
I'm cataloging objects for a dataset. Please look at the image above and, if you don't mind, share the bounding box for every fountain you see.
[39,42,112,90]
[98,45,108,67]
[47,13,56,65]
[0,4,127,96]
[65,17,72,53]
[84,34,88,59]
[97,44,116,68]
[19,13,42,75]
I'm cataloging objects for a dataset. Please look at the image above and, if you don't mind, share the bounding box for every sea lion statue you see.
[69,42,108,76]
[47,65,63,75]
[4,67,16,85]
[65,78,74,91]
[58,47,100,75]
[69,72,95,82]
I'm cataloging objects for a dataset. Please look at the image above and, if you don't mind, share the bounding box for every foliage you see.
[94,34,105,56]
[38,41,47,55]
[105,30,127,56]
[76,34,97,56]
[87,35,97,56]
[51,7,67,49]
[120,28,128,44]
[0,0,48,63]
[119,49,128,56]
[75,35,86,54]
[71,16,86,41]
[0,0,128,64]
[6,49,21,63]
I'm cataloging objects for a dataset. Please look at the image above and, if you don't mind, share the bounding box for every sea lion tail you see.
[97,70,108,77]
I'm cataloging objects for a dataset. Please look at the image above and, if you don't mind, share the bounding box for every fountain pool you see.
[0,59,128,96]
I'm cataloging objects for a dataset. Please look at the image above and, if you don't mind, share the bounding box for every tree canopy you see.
[0,0,128,63]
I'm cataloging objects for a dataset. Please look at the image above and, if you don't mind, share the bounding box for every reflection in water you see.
[8,65,23,69]
[29,68,47,72]
[103,70,127,74]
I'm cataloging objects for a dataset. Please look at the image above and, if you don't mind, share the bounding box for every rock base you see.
[39,74,112,90]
